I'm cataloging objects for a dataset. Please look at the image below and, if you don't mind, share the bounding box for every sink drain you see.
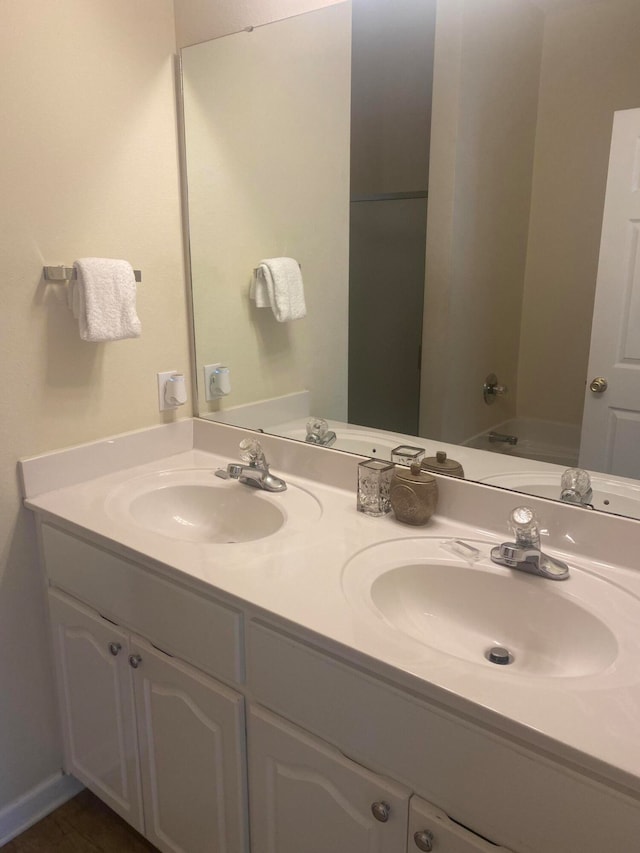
[486,646,514,665]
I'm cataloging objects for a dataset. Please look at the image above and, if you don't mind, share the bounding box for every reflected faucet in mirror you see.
[488,432,518,446]
[305,418,337,448]
[560,469,593,508]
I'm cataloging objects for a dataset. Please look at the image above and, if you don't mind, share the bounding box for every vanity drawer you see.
[247,619,640,853]
[41,523,243,685]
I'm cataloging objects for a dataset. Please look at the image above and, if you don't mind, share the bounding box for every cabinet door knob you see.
[414,829,435,851]
[108,642,122,656]
[371,801,391,822]
[128,654,142,669]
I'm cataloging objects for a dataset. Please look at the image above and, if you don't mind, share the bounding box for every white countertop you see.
[20,418,640,798]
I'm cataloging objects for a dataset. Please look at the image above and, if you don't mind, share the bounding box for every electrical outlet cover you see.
[203,363,223,401]
[157,370,179,411]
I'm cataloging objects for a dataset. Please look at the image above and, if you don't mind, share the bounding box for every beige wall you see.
[517,0,640,424]
[420,0,543,443]
[0,0,189,814]
[174,0,343,47]
[183,4,351,422]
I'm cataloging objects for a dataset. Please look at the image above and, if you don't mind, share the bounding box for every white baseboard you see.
[0,771,84,846]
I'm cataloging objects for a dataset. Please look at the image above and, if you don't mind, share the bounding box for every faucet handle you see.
[306,417,329,439]
[561,468,592,503]
[239,438,266,467]
[508,506,540,548]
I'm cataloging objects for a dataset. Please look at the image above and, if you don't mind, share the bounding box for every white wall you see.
[0,0,189,820]
[183,4,351,421]
[420,0,544,444]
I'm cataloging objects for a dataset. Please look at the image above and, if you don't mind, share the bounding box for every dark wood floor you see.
[4,789,158,852]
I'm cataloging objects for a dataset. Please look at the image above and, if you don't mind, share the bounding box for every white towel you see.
[249,267,272,308]
[250,257,306,322]
[68,258,141,342]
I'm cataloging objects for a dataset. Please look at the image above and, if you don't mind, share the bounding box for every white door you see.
[131,636,248,853]
[248,704,410,853]
[48,590,144,832]
[580,107,640,476]
[408,796,514,853]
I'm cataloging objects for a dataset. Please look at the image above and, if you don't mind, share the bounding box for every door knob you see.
[128,654,142,669]
[108,642,122,656]
[414,829,435,851]
[589,377,608,393]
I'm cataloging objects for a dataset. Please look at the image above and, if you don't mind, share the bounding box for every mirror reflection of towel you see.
[250,257,306,322]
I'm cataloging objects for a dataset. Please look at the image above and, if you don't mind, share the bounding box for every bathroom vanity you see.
[20,419,640,853]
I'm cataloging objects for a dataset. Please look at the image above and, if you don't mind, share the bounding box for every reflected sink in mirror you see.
[342,539,640,679]
[281,426,400,460]
[106,468,322,544]
[480,472,640,521]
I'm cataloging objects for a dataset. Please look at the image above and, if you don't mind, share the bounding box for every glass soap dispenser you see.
[390,463,438,525]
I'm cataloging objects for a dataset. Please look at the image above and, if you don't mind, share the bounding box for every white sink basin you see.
[106,468,322,544]
[342,539,640,678]
[480,471,640,520]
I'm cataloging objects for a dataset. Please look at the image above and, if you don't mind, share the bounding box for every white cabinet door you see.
[48,589,144,832]
[409,796,514,853]
[131,636,248,853]
[248,704,410,853]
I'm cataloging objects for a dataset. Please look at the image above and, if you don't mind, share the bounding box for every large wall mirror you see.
[181,0,640,520]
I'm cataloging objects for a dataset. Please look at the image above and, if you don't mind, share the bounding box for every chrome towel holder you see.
[43,265,142,283]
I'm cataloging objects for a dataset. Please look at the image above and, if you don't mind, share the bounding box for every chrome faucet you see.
[490,506,569,580]
[216,439,287,492]
[560,468,593,508]
[488,431,518,446]
[305,417,337,447]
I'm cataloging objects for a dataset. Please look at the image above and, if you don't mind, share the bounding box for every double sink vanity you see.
[19,418,640,852]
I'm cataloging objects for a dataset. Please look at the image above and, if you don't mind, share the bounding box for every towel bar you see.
[252,262,301,274]
[43,265,142,283]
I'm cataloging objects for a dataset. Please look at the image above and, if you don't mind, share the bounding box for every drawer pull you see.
[371,801,391,822]
[414,829,435,851]
[108,642,122,656]
[128,654,142,669]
